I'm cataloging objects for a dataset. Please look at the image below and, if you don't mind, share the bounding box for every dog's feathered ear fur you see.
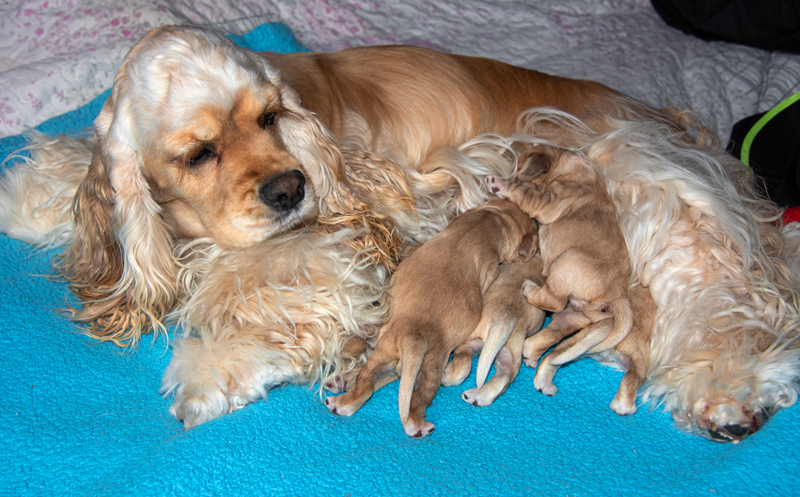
[60,69,177,346]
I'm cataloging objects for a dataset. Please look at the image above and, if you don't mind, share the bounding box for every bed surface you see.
[1,2,799,496]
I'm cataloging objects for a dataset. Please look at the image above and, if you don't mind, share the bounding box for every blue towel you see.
[0,22,798,497]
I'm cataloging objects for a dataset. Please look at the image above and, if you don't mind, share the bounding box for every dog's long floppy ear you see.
[60,73,177,346]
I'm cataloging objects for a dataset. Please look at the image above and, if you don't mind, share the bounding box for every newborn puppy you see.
[441,256,547,407]
[523,285,655,415]
[325,199,536,438]
[486,145,633,358]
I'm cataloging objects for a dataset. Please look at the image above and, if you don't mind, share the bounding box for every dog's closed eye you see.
[187,145,217,167]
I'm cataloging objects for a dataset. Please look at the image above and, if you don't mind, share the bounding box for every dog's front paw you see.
[168,385,245,430]
[485,175,510,197]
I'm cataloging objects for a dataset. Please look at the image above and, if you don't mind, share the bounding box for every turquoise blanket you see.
[0,23,797,497]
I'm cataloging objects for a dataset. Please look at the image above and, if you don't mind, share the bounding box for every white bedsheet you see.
[1,0,798,139]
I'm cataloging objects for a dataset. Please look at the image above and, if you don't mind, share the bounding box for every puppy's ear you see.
[518,232,538,261]
[61,79,177,345]
[517,150,551,182]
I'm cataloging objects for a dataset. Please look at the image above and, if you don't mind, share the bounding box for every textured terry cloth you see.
[1,22,800,497]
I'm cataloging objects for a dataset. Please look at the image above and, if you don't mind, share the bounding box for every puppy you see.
[487,145,634,357]
[441,256,547,407]
[325,199,536,437]
[523,285,655,415]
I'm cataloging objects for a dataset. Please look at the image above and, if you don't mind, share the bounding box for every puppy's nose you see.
[259,169,306,212]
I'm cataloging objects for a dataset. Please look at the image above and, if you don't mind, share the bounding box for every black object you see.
[729,96,800,207]
[652,0,800,54]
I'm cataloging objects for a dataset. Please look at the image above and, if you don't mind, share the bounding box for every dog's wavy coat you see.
[0,25,798,439]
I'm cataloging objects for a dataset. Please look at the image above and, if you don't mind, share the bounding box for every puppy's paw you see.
[403,419,436,438]
[323,368,360,394]
[485,175,509,197]
[521,279,540,296]
[324,394,362,417]
[441,358,472,387]
[461,387,498,407]
[609,397,638,416]
[533,369,559,396]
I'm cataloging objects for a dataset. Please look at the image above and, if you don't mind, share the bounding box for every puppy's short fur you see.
[523,285,655,415]
[487,145,633,355]
[325,199,536,437]
[441,256,547,407]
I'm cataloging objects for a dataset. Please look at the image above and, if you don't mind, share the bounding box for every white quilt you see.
[1,0,799,139]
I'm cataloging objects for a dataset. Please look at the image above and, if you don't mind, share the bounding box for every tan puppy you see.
[441,256,547,407]
[486,145,633,358]
[325,199,536,438]
[523,285,655,415]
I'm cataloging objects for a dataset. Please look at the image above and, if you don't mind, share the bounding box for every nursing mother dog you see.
[0,24,797,442]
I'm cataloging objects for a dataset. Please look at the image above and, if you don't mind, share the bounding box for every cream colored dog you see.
[325,199,536,437]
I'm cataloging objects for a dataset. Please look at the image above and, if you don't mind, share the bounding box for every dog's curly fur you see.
[0,25,798,439]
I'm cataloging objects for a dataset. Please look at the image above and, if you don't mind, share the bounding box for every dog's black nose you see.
[259,169,306,212]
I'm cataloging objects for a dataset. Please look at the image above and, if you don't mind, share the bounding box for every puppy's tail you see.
[475,315,516,388]
[398,335,427,423]
[592,298,634,353]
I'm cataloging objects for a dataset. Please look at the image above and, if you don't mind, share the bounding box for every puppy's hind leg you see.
[523,307,589,367]
[462,327,526,406]
[442,339,484,387]
[325,338,396,417]
[402,345,446,438]
[533,321,609,396]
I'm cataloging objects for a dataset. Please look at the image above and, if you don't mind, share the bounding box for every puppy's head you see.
[483,199,538,261]
[514,144,563,187]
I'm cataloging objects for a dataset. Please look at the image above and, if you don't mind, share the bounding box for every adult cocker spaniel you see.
[1,25,798,442]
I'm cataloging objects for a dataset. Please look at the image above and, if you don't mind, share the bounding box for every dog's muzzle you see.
[259,169,306,213]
